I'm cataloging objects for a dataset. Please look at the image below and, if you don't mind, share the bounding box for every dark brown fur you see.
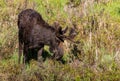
[18,9,67,63]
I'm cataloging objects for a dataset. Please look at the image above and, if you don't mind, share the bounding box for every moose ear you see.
[62,26,68,34]
[58,26,63,34]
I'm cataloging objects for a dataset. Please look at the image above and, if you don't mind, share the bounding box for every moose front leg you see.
[38,46,44,62]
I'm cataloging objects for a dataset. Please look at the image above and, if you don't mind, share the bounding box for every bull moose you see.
[18,9,77,64]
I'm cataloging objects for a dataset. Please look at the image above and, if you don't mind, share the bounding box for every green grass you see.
[94,0,120,21]
[35,0,68,25]
[0,0,120,81]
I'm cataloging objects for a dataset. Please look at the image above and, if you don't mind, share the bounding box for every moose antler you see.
[57,34,79,44]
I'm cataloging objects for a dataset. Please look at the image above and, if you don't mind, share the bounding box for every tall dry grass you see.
[0,0,120,81]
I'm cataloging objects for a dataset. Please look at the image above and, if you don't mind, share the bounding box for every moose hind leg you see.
[18,41,23,64]
[18,30,23,64]
[23,46,30,64]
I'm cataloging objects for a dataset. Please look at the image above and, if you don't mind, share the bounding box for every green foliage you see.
[94,0,120,21]
[0,0,120,81]
[105,1,120,21]
[35,0,68,25]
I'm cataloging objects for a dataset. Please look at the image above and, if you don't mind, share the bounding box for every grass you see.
[0,0,120,81]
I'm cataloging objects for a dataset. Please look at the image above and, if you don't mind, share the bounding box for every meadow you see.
[0,0,120,81]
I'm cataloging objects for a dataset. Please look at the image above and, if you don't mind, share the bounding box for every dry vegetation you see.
[0,0,120,81]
